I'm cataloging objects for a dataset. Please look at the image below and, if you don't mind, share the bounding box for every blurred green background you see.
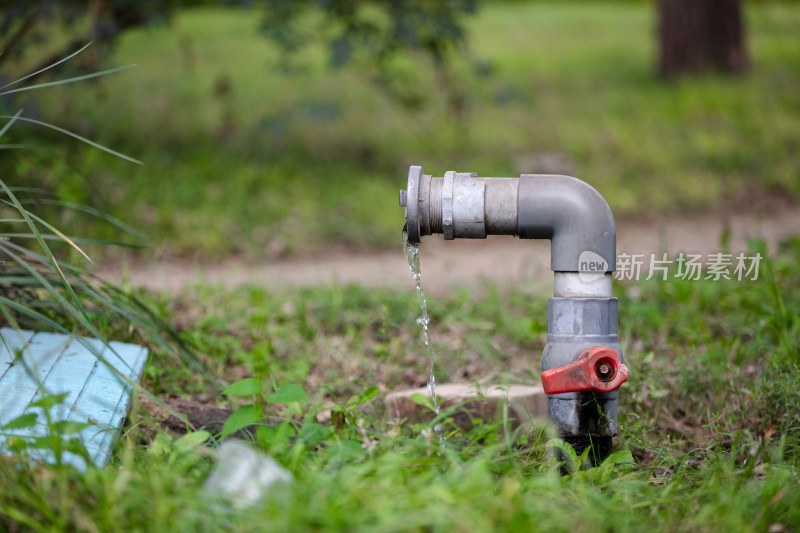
[3,0,799,259]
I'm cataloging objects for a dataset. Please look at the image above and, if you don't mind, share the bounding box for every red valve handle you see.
[540,346,628,395]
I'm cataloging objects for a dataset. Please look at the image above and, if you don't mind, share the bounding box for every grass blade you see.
[0,43,94,91]
[0,116,142,164]
[1,234,148,249]
[0,64,136,96]
[4,204,94,264]
[0,109,23,138]
[35,199,150,245]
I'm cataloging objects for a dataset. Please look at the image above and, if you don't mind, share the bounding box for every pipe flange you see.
[405,166,423,243]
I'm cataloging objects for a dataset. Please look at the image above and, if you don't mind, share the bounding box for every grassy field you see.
[1,236,799,531]
[5,2,800,258]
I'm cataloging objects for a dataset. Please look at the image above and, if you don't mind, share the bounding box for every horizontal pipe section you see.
[403,168,616,274]
[476,178,518,235]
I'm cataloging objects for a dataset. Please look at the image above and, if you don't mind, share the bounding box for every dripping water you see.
[403,229,445,446]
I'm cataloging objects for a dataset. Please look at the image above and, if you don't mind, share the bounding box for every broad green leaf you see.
[602,449,634,465]
[326,440,366,464]
[358,386,380,405]
[223,377,263,397]
[176,430,212,449]
[30,393,69,410]
[409,392,435,412]
[4,437,29,453]
[1,413,37,430]
[220,405,260,439]
[63,438,91,460]
[49,420,88,435]
[267,384,309,405]
[30,435,61,451]
[298,423,331,447]
[256,422,295,452]
[546,438,579,474]
[147,433,173,457]
[599,449,636,472]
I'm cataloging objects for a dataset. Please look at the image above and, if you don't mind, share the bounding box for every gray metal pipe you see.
[400,165,625,462]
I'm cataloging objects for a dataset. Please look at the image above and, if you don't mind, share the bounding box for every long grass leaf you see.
[0,116,142,164]
[35,199,150,245]
[0,181,93,328]
[8,195,150,247]
[0,261,175,365]
[0,64,136,96]
[7,187,55,196]
[0,247,194,425]
[0,43,94,90]
[81,282,208,375]
[0,144,31,149]
[0,242,83,325]
[2,240,84,276]
[0,109,23,138]
[21,214,93,263]
[9,207,94,264]
[2,237,205,399]
[1,234,148,249]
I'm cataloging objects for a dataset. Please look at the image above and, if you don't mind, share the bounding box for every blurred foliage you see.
[1,0,476,109]
[1,2,798,260]
[256,0,477,109]
[0,59,207,390]
[0,1,176,75]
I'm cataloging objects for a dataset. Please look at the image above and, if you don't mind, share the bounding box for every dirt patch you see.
[97,207,800,295]
[138,395,234,435]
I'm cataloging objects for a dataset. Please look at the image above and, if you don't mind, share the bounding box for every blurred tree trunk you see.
[658,0,749,77]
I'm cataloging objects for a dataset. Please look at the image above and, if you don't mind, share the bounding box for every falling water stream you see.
[403,230,445,446]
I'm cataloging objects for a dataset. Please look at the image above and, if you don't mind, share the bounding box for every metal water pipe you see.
[399,165,628,462]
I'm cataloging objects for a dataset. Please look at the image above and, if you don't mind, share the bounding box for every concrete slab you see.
[385,383,547,429]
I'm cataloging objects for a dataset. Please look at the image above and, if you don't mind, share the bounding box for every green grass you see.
[3,236,798,531]
[4,2,800,258]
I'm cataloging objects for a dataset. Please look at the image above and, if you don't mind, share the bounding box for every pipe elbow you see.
[518,175,616,273]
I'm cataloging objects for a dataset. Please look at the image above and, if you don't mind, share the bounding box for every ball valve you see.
[540,346,628,395]
[399,165,628,463]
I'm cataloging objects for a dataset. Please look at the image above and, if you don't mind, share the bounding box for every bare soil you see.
[98,207,800,295]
